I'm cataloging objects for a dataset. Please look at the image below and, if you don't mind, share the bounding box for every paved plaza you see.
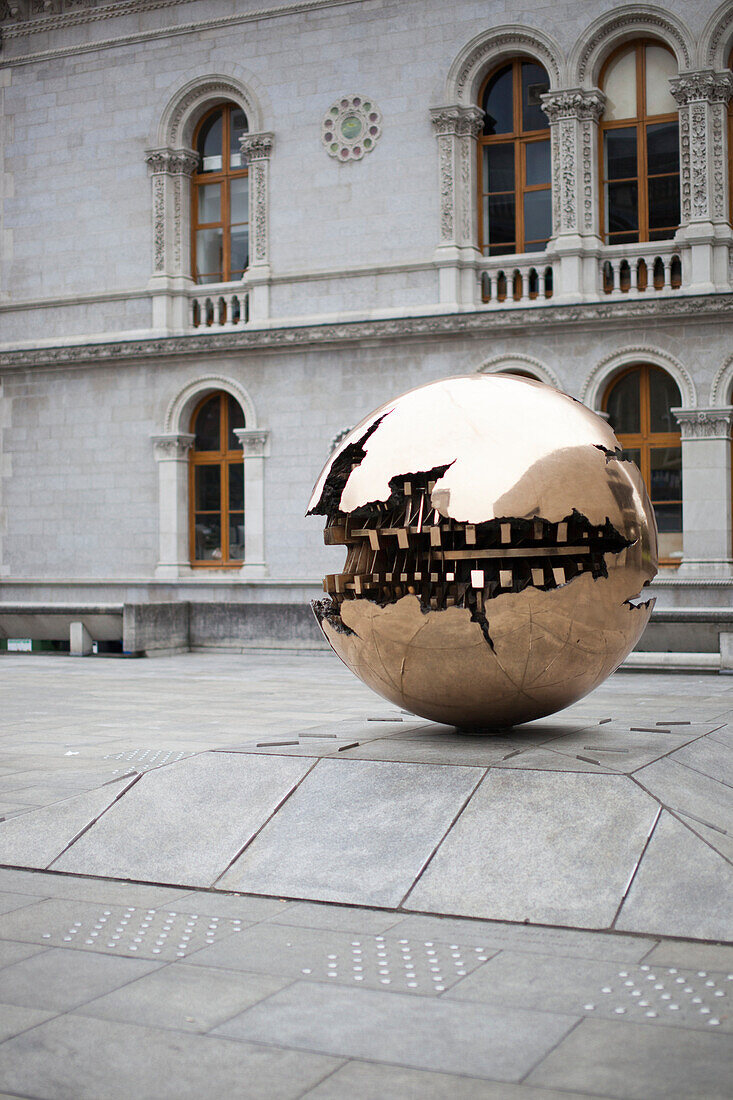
[0,650,730,1099]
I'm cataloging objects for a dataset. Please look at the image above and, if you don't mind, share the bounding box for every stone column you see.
[541,89,605,302]
[145,148,198,331]
[671,71,733,292]
[151,433,195,578]
[239,133,274,322]
[429,105,484,308]
[672,407,733,577]
[234,428,270,575]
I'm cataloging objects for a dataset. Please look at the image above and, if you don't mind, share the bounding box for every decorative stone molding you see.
[476,354,563,390]
[447,25,562,106]
[540,88,605,238]
[151,432,195,459]
[581,346,697,411]
[572,7,692,86]
[704,0,733,68]
[5,295,733,371]
[430,105,483,249]
[239,132,273,268]
[164,375,258,434]
[710,355,733,407]
[145,147,198,277]
[321,95,382,162]
[145,147,198,177]
[158,73,263,150]
[540,89,604,122]
[671,71,733,227]
[672,406,733,440]
[234,428,270,457]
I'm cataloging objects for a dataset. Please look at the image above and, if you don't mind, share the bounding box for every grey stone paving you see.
[0,651,729,1098]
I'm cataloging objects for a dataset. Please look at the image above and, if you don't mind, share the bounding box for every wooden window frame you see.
[477,59,552,257]
[189,393,245,569]
[599,40,680,245]
[602,364,682,566]
[191,104,249,285]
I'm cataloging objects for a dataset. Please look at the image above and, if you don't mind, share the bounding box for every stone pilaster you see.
[239,132,274,322]
[672,407,733,577]
[234,428,270,574]
[144,148,198,331]
[151,433,195,578]
[541,88,605,301]
[429,105,484,308]
[671,72,733,292]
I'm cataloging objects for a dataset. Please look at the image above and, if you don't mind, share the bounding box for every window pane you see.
[230,227,249,275]
[648,175,680,231]
[195,464,221,511]
[194,396,220,450]
[649,370,681,432]
[197,111,223,172]
[194,515,222,560]
[487,194,516,246]
[605,127,637,179]
[485,143,514,191]
[647,121,679,175]
[228,395,245,448]
[197,183,221,224]
[645,44,677,116]
[606,371,641,434]
[230,176,249,224]
[521,62,549,132]
[525,139,550,186]
[606,180,639,235]
[483,65,513,135]
[196,228,223,280]
[230,107,248,169]
[650,446,682,502]
[229,515,245,560]
[603,46,637,120]
[229,462,244,512]
[620,447,641,469]
[523,188,551,245]
[655,504,683,558]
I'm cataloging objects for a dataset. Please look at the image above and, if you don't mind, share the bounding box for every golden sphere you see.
[308,375,657,728]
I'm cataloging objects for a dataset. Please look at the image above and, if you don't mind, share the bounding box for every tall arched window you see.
[478,59,551,256]
[600,41,679,244]
[189,392,245,566]
[192,104,249,284]
[603,365,682,563]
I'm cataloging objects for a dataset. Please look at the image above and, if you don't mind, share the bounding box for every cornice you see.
[2,294,733,370]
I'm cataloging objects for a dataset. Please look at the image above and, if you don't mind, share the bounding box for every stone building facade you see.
[1,0,732,650]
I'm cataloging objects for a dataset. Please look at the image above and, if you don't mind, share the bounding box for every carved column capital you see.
[670,71,733,106]
[151,433,195,460]
[672,407,733,440]
[429,105,484,138]
[239,132,274,161]
[540,88,605,123]
[145,147,198,176]
[234,428,270,457]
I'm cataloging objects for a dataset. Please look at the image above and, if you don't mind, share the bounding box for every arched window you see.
[192,104,249,284]
[600,41,679,244]
[189,392,245,566]
[603,365,682,563]
[478,59,551,256]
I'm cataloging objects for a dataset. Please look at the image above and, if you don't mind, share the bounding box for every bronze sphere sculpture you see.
[308,374,658,728]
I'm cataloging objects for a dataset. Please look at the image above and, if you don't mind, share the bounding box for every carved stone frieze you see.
[437,137,455,242]
[5,294,733,371]
[559,117,576,233]
[455,31,560,98]
[152,175,165,273]
[581,119,593,232]
[673,408,733,440]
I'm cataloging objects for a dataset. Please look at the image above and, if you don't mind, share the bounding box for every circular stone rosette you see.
[322,95,382,161]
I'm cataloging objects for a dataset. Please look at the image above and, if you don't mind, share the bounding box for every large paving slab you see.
[0,776,138,869]
[218,758,483,906]
[405,770,659,927]
[52,752,316,887]
[616,811,733,941]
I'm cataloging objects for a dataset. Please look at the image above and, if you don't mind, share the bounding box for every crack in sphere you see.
[307,375,658,729]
